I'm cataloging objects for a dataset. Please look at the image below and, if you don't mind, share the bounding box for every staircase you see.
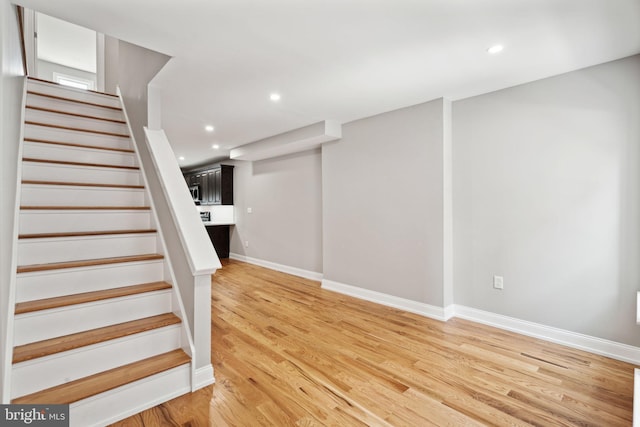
[9,78,192,426]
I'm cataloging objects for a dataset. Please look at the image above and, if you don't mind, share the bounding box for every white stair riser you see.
[19,210,152,234]
[26,94,125,122]
[70,364,191,427]
[14,291,172,346]
[16,261,164,302]
[24,125,131,151]
[25,109,129,135]
[11,326,181,399]
[28,81,121,109]
[23,141,136,166]
[19,210,151,234]
[18,234,157,265]
[22,163,141,186]
[21,185,146,207]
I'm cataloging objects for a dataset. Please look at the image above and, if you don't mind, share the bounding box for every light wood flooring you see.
[112,259,637,426]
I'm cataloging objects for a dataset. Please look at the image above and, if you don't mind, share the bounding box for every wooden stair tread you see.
[25,121,129,138]
[20,206,150,211]
[17,253,164,274]
[13,312,179,363]
[27,90,122,111]
[22,157,139,170]
[23,138,134,153]
[26,105,126,124]
[22,180,143,189]
[14,282,170,315]
[19,229,157,239]
[11,349,190,404]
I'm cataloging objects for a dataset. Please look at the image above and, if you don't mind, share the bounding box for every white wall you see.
[322,99,445,305]
[453,55,640,346]
[229,149,323,274]
[37,59,96,88]
[0,0,25,403]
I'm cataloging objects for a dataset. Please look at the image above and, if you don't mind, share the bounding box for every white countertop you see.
[202,221,235,226]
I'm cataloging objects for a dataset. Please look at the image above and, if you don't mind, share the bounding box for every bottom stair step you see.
[12,349,190,404]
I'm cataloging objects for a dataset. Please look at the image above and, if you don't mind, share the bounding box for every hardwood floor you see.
[112,259,636,426]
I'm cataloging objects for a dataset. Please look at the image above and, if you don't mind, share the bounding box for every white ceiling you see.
[15,0,640,168]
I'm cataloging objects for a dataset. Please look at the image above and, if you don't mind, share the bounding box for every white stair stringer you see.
[23,140,137,166]
[13,290,172,346]
[11,324,181,399]
[9,78,194,424]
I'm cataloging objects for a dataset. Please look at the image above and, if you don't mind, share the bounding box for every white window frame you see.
[52,72,95,90]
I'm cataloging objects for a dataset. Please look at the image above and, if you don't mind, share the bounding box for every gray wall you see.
[453,55,640,346]
[229,149,323,273]
[0,2,25,403]
[322,99,445,305]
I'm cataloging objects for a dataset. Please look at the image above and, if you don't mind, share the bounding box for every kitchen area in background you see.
[183,164,234,258]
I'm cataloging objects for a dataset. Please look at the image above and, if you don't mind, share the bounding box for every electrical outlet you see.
[245,241,249,248]
[247,207,252,214]
[493,275,504,290]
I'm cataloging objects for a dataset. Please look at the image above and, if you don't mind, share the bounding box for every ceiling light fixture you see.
[270,93,281,102]
[212,144,220,150]
[205,125,215,132]
[179,156,185,161]
[487,44,504,54]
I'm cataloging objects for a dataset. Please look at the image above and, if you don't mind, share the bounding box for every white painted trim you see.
[193,364,215,390]
[453,305,640,365]
[229,253,323,282]
[634,369,640,427]
[142,127,220,275]
[2,77,27,403]
[321,279,448,321]
[443,304,455,321]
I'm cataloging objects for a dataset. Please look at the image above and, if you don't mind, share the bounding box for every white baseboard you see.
[321,279,449,322]
[452,305,640,365]
[634,369,640,427]
[193,364,215,390]
[229,253,323,281]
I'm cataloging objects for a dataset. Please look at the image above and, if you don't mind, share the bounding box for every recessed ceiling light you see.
[179,156,185,161]
[205,125,215,132]
[487,44,504,54]
[212,144,220,150]
[270,93,281,102]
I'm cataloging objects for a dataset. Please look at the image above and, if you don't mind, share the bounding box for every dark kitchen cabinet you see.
[206,225,230,258]
[183,164,233,205]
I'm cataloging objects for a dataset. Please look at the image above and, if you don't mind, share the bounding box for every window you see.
[52,72,95,90]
